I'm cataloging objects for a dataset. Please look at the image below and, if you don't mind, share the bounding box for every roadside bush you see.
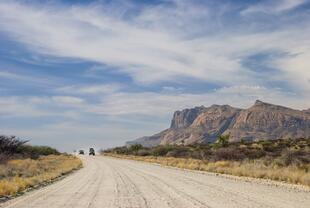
[151,146,174,156]
[212,147,246,161]
[104,146,129,155]
[0,135,27,155]
[243,148,266,159]
[166,147,190,158]
[0,135,61,164]
[136,149,150,156]
[129,144,143,155]
[190,150,211,160]
[277,149,310,166]
[17,145,60,159]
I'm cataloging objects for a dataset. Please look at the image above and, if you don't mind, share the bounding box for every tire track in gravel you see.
[121,162,271,208]
[110,164,149,208]
[104,159,178,208]
[113,160,211,208]
[60,158,101,208]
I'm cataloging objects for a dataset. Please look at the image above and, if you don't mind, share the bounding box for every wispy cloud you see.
[242,0,306,15]
[0,96,84,118]
[0,70,63,89]
[0,0,309,91]
[56,84,122,95]
[0,70,46,84]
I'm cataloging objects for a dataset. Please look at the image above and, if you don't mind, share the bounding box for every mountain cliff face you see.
[128,100,310,147]
[170,106,205,129]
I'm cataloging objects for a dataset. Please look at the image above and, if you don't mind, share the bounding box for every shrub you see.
[17,145,60,159]
[277,149,310,166]
[166,148,190,158]
[213,147,246,161]
[136,149,150,156]
[113,146,129,155]
[0,135,27,155]
[190,150,211,160]
[0,135,60,161]
[214,134,230,148]
[151,146,173,156]
[243,148,266,159]
[129,144,143,154]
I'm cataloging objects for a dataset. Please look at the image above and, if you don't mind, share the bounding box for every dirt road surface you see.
[1,156,309,208]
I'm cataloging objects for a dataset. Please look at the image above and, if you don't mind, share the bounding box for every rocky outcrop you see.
[170,106,205,129]
[128,100,310,146]
[225,100,310,141]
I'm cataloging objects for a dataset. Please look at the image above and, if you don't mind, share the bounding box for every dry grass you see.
[106,154,310,186]
[0,155,82,197]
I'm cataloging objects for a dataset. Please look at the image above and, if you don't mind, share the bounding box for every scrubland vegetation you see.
[103,137,310,186]
[0,135,82,197]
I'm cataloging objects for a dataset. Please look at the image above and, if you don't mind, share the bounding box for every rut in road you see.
[0,156,309,208]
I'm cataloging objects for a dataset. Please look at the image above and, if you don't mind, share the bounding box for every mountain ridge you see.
[127,100,310,147]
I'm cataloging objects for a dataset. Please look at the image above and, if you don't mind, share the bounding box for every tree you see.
[215,134,230,147]
[240,138,245,145]
[129,144,143,154]
[0,135,28,154]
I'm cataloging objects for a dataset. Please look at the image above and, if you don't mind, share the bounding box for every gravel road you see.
[1,156,309,208]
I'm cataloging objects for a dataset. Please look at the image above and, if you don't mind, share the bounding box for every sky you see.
[0,0,309,151]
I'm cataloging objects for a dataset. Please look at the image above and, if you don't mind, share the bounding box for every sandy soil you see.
[1,156,309,208]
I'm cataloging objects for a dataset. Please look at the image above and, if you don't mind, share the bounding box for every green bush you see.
[17,145,60,159]
[214,134,230,148]
[212,147,246,161]
[277,149,310,166]
[0,135,27,155]
[166,147,191,158]
[151,146,174,156]
[112,146,129,155]
[129,144,143,154]
[243,148,266,159]
[0,135,60,161]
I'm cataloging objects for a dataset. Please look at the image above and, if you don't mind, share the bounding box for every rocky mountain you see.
[128,100,310,147]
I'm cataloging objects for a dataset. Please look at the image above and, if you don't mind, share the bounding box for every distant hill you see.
[127,100,310,147]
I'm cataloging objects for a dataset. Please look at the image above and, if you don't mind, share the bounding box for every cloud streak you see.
[242,0,306,14]
[0,0,309,91]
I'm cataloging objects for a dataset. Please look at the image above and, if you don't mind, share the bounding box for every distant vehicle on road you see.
[79,150,85,155]
[89,148,95,156]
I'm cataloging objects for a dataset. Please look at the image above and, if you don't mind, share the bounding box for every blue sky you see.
[0,0,309,151]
